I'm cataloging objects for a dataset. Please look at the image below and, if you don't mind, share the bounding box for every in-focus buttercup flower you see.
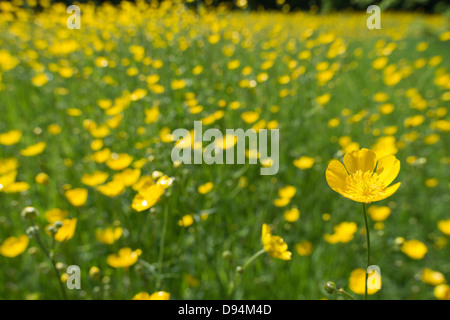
[326,148,401,203]
[132,291,170,300]
[349,268,381,295]
[401,239,428,260]
[261,223,292,260]
[107,248,142,268]
[0,235,29,258]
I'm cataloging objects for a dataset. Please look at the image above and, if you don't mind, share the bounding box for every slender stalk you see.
[362,203,370,300]
[31,225,68,300]
[156,204,169,290]
[338,288,355,300]
[227,249,266,299]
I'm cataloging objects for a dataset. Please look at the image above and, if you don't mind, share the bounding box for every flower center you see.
[344,170,385,202]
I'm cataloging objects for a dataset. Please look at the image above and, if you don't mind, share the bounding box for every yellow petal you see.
[376,155,400,187]
[376,182,401,202]
[343,148,376,174]
[325,159,348,191]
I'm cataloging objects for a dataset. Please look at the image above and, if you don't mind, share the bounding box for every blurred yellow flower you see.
[349,268,381,295]
[97,181,125,197]
[132,291,170,300]
[283,207,300,222]
[401,239,427,260]
[47,218,77,242]
[107,248,142,268]
[367,205,391,221]
[324,221,357,244]
[198,182,214,194]
[261,223,291,260]
[106,153,133,171]
[0,235,29,258]
[131,184,164,212]
[96,227,123,245]
[421,268,446,286]
[178,214,194,227]
[295,240,313,256]
[434,284,450,300]
[437,218,450,235]
[326,148,401,203]
[65,188,88,207]
[45,208,68,223]
[293,156,315,169]
[81,171,109,187]
[0,130,22,145]
[20,142,46,156]
[35,172,49,185]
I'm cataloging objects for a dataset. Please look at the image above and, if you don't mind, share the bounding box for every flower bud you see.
[222,250,232,260]
[236,266,244,274]
[21,206,39,220]
[325,281,337,294]
[89,266,101,281]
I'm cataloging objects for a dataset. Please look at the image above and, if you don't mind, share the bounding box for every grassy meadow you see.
[0,1,449,300]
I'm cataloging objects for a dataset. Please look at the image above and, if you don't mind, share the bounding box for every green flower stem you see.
[338,288,355,300]
[31,223,68,300]
[242,249,266,270]
[227,248,266,299]
[156,204,169,290]
[362,203,371,300]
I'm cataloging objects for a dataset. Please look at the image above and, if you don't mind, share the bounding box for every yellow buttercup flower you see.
[20,142,46,156]
[295,240,313,256]
[283,207,300,222]
[261,224,292,260]
[45,208,68,223]
[132,291,170,300]
[97,181,125,197]
[198,182,214,194]
[349,268,381,295]
[47,218,77,242]
[324,221,357,244]
[0,235,29,258]
[421,268,446,286]
[178,214,194,227]
[96,227,123,245]
[293,156,315,169]
[106,153,133,171]
[326,148,401,203]
[434,284,450,300]
[0,130,22,145]
[437,218,450,235]
[65,188,88,207]
[107,248,142,268]
[367,205,391,221]
[81,171,109,187]
[401,239,428,260]
[113,168,141,186]
[131,184,164,212]
[35,172,49,185]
